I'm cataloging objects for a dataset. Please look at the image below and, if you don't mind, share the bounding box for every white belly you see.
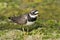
[26,21,35,25]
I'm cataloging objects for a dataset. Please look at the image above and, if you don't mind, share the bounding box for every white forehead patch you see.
[35,11,38,14]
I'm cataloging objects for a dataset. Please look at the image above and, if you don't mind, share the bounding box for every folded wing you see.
[9,15,27,25]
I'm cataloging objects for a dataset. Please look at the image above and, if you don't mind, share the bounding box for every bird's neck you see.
[27,14,37,22]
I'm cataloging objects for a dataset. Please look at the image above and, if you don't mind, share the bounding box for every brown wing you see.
[13,14,27,25]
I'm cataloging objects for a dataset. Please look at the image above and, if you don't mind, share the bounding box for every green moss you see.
[0,0,60,40]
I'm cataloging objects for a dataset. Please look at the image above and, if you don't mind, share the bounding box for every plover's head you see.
[29,10,38,18]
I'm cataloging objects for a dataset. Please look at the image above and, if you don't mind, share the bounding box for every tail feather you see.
[8,17,17,22]
[8,17,15,21]
[8,17,11,19]
[8,17,12,21]
[8,17,13,20]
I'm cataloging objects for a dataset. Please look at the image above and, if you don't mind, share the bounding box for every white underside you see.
[26,21,35,25]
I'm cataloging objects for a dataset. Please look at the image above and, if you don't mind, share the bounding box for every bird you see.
[8,9,38,25]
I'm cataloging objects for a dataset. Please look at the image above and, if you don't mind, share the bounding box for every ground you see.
[0,0,60,40]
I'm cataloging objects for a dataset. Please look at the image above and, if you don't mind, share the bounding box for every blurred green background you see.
[0,0,60,40]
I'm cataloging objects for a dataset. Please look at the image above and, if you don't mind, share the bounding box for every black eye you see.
[30,10,38,15]
[32,12,37,15]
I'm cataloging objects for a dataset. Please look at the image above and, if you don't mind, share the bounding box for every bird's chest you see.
[26,21,35,25]
[25,15,36,25]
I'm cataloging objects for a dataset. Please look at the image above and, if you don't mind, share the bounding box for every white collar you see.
[29,14,38,18]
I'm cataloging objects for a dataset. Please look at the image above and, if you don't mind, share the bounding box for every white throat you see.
[29,14,38,18]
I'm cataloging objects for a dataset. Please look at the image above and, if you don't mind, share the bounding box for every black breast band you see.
[27,14,37,22]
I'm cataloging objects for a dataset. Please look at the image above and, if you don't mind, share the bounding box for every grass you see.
[0,0,60,40]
